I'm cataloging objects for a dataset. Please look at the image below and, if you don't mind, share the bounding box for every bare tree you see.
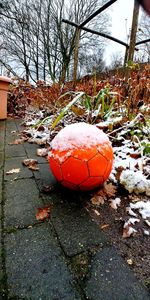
[0,0,33,80]
[136,12,150,62]
[109,52,124,70]
[0,0,110,82]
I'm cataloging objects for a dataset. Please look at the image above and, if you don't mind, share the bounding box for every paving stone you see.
[4,178,43,228]
[84,247,150,300]
[4,156,33,181]
[5,143,26,158]
[5,224,81,300]
[34,162,56,188]
[5,121,18,134]
[51,198,107,256]
[14,119,24,131]
[5,130,20,143]
[24,142,47,163]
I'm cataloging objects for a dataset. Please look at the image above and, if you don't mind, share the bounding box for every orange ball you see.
[48,123,113,191]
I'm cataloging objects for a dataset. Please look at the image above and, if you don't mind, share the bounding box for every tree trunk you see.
[60,57,69,84]
[73,28,81,88]
[128,0,139,61]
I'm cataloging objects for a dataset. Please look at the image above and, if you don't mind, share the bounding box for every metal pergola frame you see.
[62,0,149,59]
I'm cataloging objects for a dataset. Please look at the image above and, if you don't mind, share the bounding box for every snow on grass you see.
[120,170,150,196]
[130,201,150,219]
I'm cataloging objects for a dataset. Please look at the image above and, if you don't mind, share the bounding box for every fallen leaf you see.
[9,138,27,145]
[22,159,39,171]
[127,258,133,265]
[93,209,100,216]
[104,182,117,197]
[115,166,125,181]
[91,195,104,206]
[37,125,45,131]
[36,206,51,221]
[101,224,109,230]
[28,165,39,171]
[123,224,137,238]
[130,152,141,159]
[6,168,20,175]
[28,137,47,145]
[22,159,38,166]
[36,148,48,157]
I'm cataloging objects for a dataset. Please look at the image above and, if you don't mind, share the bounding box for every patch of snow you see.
[109,197,121,209]
[130,201,150,219]
[97,116,123,127]
[126,207,137,217]
[125,218,140,226]
[123,224,137,237]
[120,170,150,195]
[143,230,149,236]
[145,220,150,227]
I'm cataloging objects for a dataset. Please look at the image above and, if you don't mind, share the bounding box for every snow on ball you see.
[48,122,113,191]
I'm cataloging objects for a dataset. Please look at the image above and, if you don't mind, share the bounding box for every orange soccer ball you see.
[48,122,113,191]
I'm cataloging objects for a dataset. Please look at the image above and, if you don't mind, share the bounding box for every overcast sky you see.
[104,0,139,65]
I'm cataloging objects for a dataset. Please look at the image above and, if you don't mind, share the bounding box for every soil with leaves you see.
[7,64,150,289]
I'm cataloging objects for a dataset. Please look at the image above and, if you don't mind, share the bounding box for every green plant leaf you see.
[51,91,85,129]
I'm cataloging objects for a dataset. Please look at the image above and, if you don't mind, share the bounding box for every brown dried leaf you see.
[22,159,38,166]
[93,209,100,216]
[9,138,27,145]
[22,159,39,171]
[130,152,141,159]
[122,224,137,238]
[28,164,39,171]
[6,168,20,175]
[104,182,117,197]
[37,125,45,131]
[28,138,47,145]
[127,258,133,265]
[101,224,109,230]
[115,166,125,181]
[36,206,51,221]
[91,195,105,206]
[36,148,48,157]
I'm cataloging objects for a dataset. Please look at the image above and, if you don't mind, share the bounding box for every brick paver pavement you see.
[0,119,150,300]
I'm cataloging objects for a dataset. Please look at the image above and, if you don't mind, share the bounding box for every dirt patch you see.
[84,191,150,290]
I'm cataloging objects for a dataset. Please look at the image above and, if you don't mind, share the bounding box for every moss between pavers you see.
[3,227,18,234]
[70,246,102,282]
[144,278,150,288]
[70,252,90,281]
[0,265,7,299]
